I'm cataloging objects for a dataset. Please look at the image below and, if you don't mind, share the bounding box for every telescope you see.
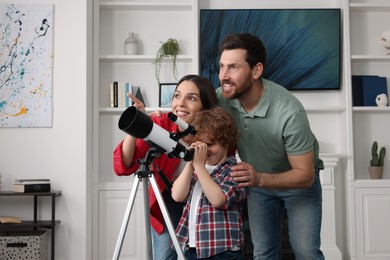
[118,106,195,161]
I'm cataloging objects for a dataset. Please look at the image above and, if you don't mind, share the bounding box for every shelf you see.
[304,106,345,113]
[101,106,347,114]
[353,106,390,112]
[355,179,390,188]
[0,190,61,260]
[0,190,61,197]
[99,1,192,11]
[0,220,61,230]
[350,3,390,12]
[351,55,390,60]
[99,107,172,114]
[99,54,192,62]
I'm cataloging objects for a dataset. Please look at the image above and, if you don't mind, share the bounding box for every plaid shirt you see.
[175,156,249,258]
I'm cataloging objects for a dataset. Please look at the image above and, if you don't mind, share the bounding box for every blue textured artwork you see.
[0,4,54,127]
[200,9,341,90]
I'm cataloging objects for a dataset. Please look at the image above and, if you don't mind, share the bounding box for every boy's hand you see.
[191,142,208,169]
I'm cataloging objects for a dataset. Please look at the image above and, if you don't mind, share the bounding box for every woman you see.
[113,74,218,259]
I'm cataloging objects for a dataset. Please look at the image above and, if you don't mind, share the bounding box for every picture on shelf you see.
[159,83,176,108]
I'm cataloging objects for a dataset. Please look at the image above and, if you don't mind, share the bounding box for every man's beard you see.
[223,81,252,100]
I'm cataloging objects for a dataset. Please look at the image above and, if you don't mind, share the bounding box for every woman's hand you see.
[127,93,145,112]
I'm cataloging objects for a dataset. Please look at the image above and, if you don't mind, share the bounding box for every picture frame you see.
[200,9,341,90]
[159,83,177,108]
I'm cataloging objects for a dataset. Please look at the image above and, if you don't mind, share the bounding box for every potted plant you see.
[154,38,180,85]
[369,141,386,179]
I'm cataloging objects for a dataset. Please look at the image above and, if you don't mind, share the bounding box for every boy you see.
[171,107,249,259]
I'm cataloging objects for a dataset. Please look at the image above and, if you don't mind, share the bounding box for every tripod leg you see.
[149,174,186,260]
[142,178,153,259]
[112,175,141,260]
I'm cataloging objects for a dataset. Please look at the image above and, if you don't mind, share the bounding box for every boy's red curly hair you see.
[187,107,239,150]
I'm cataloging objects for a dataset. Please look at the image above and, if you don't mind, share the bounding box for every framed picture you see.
[0,4,54,127]
[159,83,177,108]
[200,9,341,90]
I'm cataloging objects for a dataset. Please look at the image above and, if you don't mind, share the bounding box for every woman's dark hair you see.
[174,74,218,110]
[220,33,267,69]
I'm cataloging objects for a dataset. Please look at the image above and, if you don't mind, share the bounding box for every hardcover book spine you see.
[113,81,118,108]
[110,82,114,108]
[125,82,130,107]
[14,183,51,193]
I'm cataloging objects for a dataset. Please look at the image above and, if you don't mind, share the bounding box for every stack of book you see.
[13,178,51,193]
[110,81,145,108]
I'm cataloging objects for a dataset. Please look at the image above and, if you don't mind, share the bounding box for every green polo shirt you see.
[216,78,323,173]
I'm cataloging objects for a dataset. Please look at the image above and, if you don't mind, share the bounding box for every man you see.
[216,33,325,260]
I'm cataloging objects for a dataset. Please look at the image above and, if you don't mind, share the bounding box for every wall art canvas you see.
[0,4,54,127]
[200,9,341,90]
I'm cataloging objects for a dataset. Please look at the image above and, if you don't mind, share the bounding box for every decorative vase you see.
[368,166,383,179]
[124,32,138,55]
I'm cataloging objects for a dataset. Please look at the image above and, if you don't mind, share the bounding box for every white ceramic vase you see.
[124,32,138,55]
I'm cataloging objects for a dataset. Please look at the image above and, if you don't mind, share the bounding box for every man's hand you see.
[230,161,261,187]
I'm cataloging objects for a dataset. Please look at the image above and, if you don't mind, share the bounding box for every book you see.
[362,76,388,106]
[13,183,51,193]
[110,82,114,108]
[111,81,118,108]
[0,216,22,224]
[14,181,51,185]
[114,81,119,107]
[119,82,126,108]
[132,86,145,105]
[14,178,50,183]
[351,75,367,106]
[125,82,131,107]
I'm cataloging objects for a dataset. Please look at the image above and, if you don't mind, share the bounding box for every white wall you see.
[0,0,346,259]
[0,0,91,259]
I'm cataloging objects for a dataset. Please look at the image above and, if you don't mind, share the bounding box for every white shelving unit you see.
[92,1,197,259]
[344,0,390,259]
[91,0,390,259]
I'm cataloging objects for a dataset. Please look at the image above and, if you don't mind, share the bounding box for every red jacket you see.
[113,113,181,235]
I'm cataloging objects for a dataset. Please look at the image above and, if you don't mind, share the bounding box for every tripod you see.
[112,147,185,260]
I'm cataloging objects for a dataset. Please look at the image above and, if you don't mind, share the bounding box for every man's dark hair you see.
[220,33,267,69]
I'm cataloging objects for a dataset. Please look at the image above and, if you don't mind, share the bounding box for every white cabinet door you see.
[355,188,390,260]
[98,189,147,260]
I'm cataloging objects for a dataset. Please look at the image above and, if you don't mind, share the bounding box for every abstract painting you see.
[0,4,54,127]
[200,9,341,90]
